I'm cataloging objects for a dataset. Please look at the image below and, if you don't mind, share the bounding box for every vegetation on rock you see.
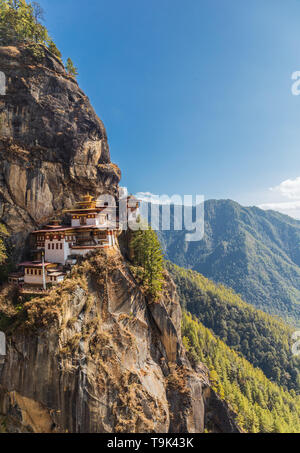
[65,57,78,78]
[0,224,8,265]
[0,0,48,46]
[130,227,164,300]
[0,0,78,76]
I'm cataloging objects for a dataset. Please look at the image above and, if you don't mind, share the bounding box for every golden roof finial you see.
[82,193,94,202]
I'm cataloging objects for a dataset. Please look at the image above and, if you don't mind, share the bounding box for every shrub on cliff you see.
[48,40,62,60]
[0,224,7,265]
[65,57,78,78]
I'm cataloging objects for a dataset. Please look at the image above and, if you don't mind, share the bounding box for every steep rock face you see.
[0,251,194,432]
[0,251,239,433]
[0,44,121,260]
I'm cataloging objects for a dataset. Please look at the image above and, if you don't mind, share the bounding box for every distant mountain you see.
[156,200,300,324]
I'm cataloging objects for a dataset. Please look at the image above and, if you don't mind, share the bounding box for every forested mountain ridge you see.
[182,312,300,433]
[158,199,300,324]
[167,261,300,391]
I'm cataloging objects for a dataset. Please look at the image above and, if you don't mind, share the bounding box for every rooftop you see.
[33,223,119,234]
[8,272,24,278]
[19,261,55,268]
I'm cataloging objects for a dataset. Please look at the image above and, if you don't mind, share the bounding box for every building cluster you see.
[8,193,139,293]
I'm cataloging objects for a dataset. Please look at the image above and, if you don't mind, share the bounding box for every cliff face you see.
[0,250,239,433]
[0,44,239,433]
[0,44,120,260]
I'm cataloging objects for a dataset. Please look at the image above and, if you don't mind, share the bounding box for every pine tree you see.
[65,57,78,78]
[48,40,62,59]
[130,226,164,299]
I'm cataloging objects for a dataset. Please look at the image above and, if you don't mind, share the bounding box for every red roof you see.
[70,245,107,250]
[19,261,54,268]
[32,224,117,233]
[32,226,71,233]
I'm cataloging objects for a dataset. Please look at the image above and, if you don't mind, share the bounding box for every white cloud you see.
[259,200,300,219]
[270,176,300,200]
[135,192,163,204]
[135,192,202,206]
[257,176,300,219]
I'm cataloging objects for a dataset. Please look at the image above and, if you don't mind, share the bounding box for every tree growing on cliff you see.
[65,57,78,78]
[48,40,62,60]
[0,0,63,59]
[130,226,164,299]
[0,0,48,45]
[0,224,8,265]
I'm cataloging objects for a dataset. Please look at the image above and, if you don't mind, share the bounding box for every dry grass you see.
[166,365,191,395]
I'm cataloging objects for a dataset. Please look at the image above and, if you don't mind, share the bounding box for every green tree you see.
[130,226,164,299]
[0,0,57,49]
[48,40,62,59]
[0,224,8,265]
[65,57,78,78]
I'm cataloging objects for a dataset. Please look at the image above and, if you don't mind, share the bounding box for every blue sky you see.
[39,0,300,217]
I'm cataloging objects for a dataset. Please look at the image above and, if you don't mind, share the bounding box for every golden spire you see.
[75,193,96,209]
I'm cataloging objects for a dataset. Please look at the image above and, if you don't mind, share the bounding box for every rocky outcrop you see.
[0,251,191,432]
[0,44,121,261]
[203,387,241,433]
[0,250,239,433]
